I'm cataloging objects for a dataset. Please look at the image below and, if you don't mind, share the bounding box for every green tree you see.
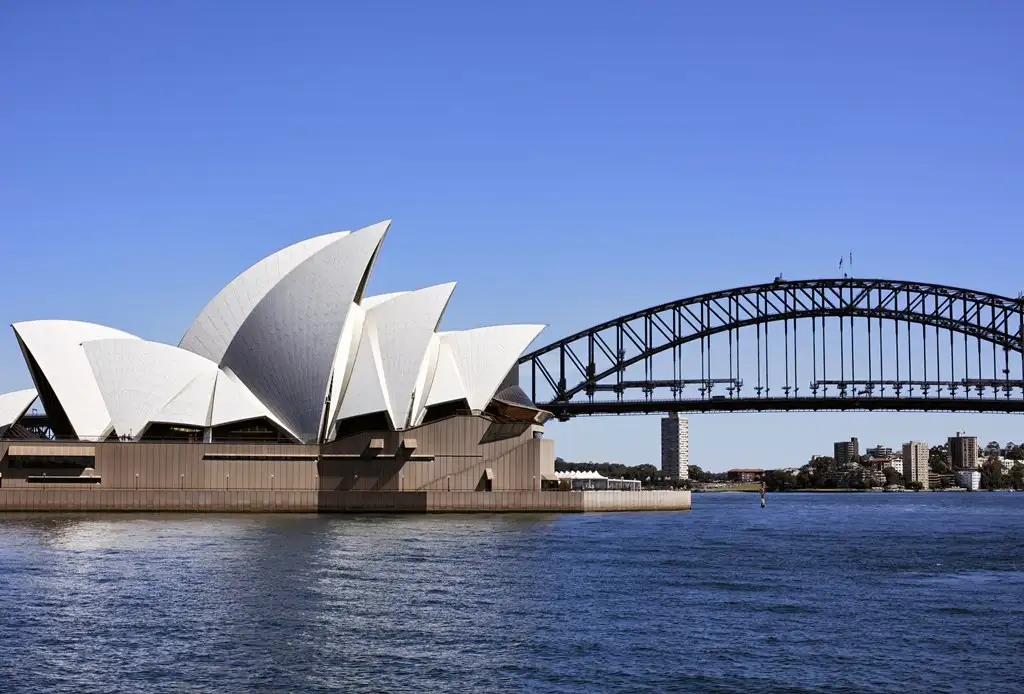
[883,467,904,486]
[1010,463,1024,490]
[795,469,813,489]
[809,456,837,488]
[907,480,924,491]
[929,445,951,474]
[981,457,1004,490]
[634,464,659,478]
[764,469,797,492]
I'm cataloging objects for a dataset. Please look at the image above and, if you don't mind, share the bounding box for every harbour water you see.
[1,493,1022,693]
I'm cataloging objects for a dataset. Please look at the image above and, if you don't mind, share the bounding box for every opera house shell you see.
[0,221,694,514]
[1,220,550,446]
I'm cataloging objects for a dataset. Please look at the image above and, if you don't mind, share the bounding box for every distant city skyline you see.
[2,1,1023,471]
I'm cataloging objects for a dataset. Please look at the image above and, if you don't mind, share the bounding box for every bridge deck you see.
[541,397,1024,418]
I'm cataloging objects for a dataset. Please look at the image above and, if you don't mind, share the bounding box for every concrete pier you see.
[0,488,690,513]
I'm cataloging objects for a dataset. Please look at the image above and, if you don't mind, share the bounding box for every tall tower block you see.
[661,413,689,480]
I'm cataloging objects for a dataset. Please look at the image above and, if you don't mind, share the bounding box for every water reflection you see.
[2,498,1022,693]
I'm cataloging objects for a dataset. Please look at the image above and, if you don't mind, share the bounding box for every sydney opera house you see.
[0,221,689,512]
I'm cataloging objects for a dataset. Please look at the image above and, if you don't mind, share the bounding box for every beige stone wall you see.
[323,415,554,492]
[0,416,692,512]
[1,415,552,496]
[581,490,691,511]
[0,441,320,491]
[0,489,319,512]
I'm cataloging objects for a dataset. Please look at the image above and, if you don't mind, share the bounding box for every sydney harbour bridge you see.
[518,278,1024,420]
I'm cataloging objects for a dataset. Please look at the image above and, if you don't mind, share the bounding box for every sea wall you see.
[0,488,691,513]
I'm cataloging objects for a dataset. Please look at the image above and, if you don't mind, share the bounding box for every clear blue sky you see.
[2,1,1022,470]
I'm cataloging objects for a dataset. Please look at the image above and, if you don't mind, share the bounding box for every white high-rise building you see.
[955,469,981,491]
[661,413,689,480]
[902,441,930,489]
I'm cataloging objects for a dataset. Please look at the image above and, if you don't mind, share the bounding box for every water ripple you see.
[1,494,1023,693]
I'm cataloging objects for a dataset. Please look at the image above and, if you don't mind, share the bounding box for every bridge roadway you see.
[542,395,1024,420]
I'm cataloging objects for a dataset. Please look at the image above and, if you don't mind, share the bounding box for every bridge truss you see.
[517,278,1024,419]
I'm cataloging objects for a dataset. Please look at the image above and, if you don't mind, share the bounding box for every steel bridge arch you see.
[518,278,1024,405]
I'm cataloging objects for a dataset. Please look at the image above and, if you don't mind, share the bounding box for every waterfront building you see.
[0,221,684,513]
[727,468,763,483]
[660,413,689,480]
[882,461,903,477]
[948,432,979,470]
[866,457,892,471]
[902,441,930,489]
[555,470,642,491]
[4,221,548,446]
[955,469,981,491]
[834,437,860,465]
[866,444,893,460]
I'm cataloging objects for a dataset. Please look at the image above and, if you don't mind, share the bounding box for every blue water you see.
[1,493,1022,693]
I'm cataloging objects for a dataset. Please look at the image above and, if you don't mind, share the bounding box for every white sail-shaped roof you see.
[7,220,548,443]
[210,368,286,430]
[436,325,546,412]
[219,221,390,441]
[82,339,293,439]
[335,319,392,424]
[325,292,410,429]
[423,338,467,408]
[12,320,141,440]
[324,304,366,431]
[336,283,456,429]
[153,372,218,428]
[179,231,350,364]
[360,292,407,310]
[82,338,218,439]
[0,388,37,429]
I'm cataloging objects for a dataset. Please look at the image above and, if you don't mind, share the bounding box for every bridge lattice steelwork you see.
[517,278,1024,419]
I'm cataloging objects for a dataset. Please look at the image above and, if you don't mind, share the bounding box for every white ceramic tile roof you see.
[82,338,218,439]
[360,292,408,311]
[437,325,546,412]
[154,371,218,428]
[422,337,467,408]
[179,231,350,364]
[12,320,141,440]
[8,220,547,443]
[83,338,295,439]
[366,282,456,428]
[324,304,365,433]
[335,317,393,424]
[219,221,390,441]
[210,368,291,434]
[0,388,37,428]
